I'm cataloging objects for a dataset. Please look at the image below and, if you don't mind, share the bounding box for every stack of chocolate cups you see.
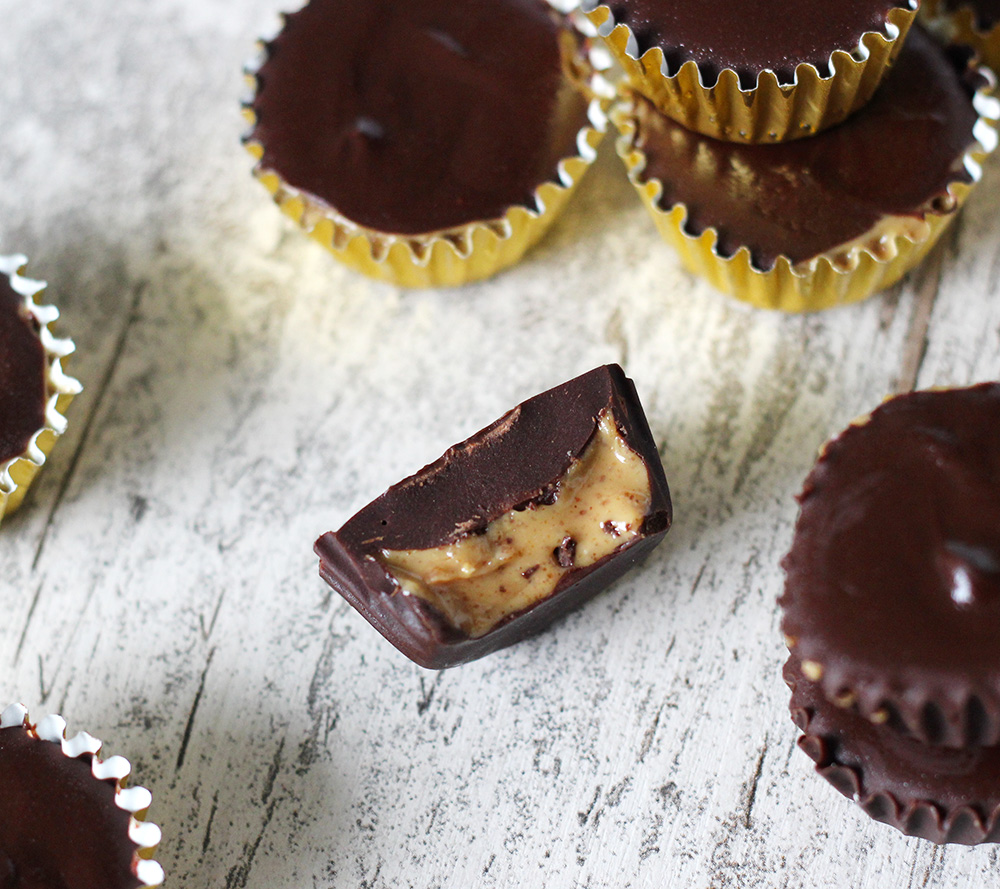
[584,0,1000,311]
[780,385,1000,844]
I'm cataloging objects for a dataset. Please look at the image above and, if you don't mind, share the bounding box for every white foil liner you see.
[0,703,164,887]
[581,0,919,143]
[240,2,614,287]
[0,254,82,521]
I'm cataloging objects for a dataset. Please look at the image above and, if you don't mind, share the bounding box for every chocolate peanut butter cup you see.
[786,657,1000,844]
[583,0,918,142]
[612,27,1000,311]
[922,0,1000,72]
[0,703,164,887]
[314,365,672,669]
[243,0,609,287]
[781,385,1000,748]
[0,254,82,524]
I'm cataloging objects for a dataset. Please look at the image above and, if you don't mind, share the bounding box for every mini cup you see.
[0,255,82,523]
[609,43,999,312]
[0,702,164,886]
[242,1,613,288]
[582,0,918,143]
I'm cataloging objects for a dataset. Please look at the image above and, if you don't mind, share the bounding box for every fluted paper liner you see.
[0,703,165,885]
[242,8,613,288]
[785,661,1000,845]
[921,0,1000,72]
[0,255,82,522]
[583,1,918,143]
[611,80,1000,312]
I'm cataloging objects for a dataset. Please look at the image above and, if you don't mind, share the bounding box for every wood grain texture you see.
[2,2,1000,887]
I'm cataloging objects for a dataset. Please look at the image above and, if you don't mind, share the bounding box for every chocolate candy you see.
[315,365,672,668]
[0,716,145,888]
[781,384,1000,747]
[248,0,590,235]
[786,656,1000,844]
[628,27,982,270]
[605,0,911,86]
[0,272,47,465]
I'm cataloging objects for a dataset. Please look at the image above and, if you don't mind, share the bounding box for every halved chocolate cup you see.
[314,365,672,668]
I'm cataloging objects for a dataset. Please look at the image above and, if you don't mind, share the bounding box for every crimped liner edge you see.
[241,6,614,288]
[787,690,1000,845]
[610,74,1000,312]
[0,255,82,521]
[0,702,164,885]
[583,1,919,142]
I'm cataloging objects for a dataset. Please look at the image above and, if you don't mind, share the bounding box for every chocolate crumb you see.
[554,536,576,568]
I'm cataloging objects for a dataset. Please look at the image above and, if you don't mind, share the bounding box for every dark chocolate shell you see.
[781,384,1000,747]
[786,657,1000,845]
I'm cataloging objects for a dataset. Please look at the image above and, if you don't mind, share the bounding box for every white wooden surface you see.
[2,2,1000,887]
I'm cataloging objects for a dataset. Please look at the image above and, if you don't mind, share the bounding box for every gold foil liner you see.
[242,8,613,288]
[0,255,82,523]
[921,0,1000,72]
[583,1,918,143]
[0,703,164,886]
[611,80,1000,312]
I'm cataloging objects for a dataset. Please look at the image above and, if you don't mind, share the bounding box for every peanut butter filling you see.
[377,411,653,638]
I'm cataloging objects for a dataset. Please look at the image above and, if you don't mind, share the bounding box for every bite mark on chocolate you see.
[378,410,652,638]
[314,365,673,668]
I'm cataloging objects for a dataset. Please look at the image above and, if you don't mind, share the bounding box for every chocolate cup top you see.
[628,27,982,270]
[250,0,591,236]
[781,385,1000,748]
[604,0,912,87]
[315,365,672,669]
[0,722,143,888]
[0,273,47,466]
[786,657,1000,845]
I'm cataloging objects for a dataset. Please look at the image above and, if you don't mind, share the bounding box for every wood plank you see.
[1,2,999,886]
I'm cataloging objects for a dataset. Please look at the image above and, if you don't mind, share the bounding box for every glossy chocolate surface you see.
[787,657,1000,844]
[630,27,980,270]
[781,385,1000,747]
[0,275,47,466]
[0,724,142,888]
[606,0,908,86]
[251,0,590,235]
[314,365,672,669]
